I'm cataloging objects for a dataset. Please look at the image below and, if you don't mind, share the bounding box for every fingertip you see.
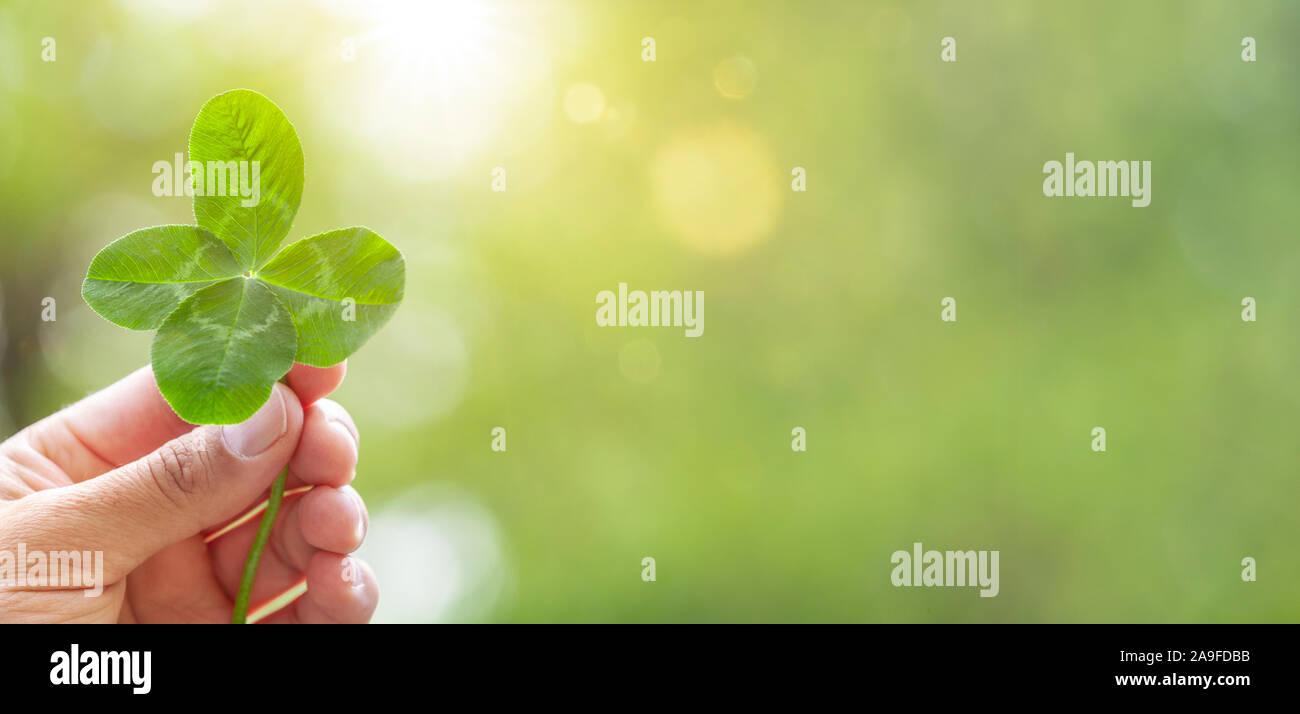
[315,398,359,447]
[299,485,367,554]
[301,552,378,623]
[289,399,358,487]
[286,362,347,407]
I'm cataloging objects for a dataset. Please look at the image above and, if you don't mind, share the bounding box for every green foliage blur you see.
[1,0,1297,622]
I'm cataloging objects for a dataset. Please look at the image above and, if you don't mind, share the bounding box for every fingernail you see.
[318,400,359,449]
[349,489,367,544]
[341,557,363,589]
[223,389,288,457]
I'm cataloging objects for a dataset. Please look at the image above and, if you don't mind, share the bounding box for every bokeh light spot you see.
[359,485,509,623]
[713,56,758,100]
[563,82,605,124]
[650,123,783,258]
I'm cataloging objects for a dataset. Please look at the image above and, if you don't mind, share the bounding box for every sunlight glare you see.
[316,0,556,180]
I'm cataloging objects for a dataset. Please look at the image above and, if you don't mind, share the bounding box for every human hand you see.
[0,363,378,623]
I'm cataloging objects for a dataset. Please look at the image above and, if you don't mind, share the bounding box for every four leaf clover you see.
[82,89,405,424]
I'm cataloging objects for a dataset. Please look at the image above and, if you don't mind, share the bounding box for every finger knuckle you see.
[143,439,214,504]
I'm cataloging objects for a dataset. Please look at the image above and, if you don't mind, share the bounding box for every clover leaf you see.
[82,89,405,425]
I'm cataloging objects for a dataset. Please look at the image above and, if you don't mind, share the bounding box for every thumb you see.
[12,384,303,582]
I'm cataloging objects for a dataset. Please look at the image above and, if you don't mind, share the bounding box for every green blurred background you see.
[1,0,1297,622]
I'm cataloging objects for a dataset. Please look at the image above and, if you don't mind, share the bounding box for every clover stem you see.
[231,465,289,624]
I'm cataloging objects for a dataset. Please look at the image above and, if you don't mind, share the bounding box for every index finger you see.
[284,361,347,408]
